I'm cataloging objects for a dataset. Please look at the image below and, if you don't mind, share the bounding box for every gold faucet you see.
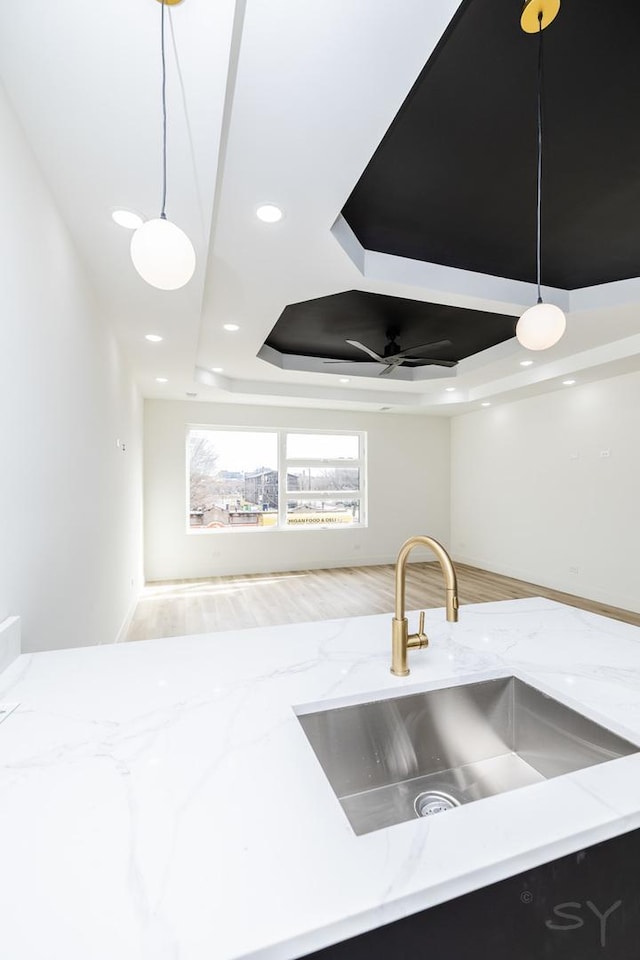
[391,535,459,677]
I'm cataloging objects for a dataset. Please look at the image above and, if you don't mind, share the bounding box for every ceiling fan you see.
[327,331,457,377]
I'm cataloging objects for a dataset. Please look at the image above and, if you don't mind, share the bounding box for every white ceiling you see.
[1,0,639,416]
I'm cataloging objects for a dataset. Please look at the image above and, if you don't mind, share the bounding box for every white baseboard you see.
[0,616,21,674]
[145,553,448,585]
[453,553,640,616]
[147,554,403,583]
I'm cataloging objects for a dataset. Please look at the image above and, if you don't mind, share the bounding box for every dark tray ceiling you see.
[342,0,640,290]
[265,290,516,363]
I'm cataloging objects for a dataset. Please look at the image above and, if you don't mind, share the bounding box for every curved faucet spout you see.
[391,535,459,677]
[394,536,459,623]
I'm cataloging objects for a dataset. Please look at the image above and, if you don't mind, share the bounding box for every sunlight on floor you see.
[141,572,311,602]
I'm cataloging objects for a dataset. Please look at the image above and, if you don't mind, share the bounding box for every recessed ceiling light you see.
[211,367,224,373]
[223,323,240,332]
[256,204,283,223]
[339,377,350,384]
[445,387,456,392]
[481,401,491,407]
[155,377,168,383]
[520,360,534,367]
[112,209,143,230]
[145,334,163,343]
[562,379,576,385]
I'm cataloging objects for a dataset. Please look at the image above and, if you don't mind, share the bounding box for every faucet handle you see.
[408,610,428,650]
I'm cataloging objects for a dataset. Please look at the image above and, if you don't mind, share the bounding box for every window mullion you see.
[285,458,361,469]
[286,491,362,500]
[278,430,287,527]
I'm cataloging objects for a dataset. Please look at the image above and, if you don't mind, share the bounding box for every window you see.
[188,427,366,531]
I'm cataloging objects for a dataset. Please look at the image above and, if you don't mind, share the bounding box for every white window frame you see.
[187,425,367,532]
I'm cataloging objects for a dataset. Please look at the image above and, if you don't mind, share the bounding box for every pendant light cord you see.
[160,0,168,220]
[535,13,544,303]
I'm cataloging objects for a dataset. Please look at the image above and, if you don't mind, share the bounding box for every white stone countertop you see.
[2,597,640,960]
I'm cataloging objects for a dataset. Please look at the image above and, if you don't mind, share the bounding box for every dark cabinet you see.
[301,827,640,960]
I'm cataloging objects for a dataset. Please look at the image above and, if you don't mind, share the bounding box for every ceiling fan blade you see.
[345,339,385,362]
[377,364,397,377]
[407,358,458,367]
[384,338,452,361]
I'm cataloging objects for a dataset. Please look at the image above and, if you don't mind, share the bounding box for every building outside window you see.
[188,427,366,530]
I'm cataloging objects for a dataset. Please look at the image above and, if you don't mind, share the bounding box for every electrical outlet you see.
[600,449,611,458]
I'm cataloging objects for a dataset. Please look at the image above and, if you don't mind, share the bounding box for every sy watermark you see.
[521,891,622,948]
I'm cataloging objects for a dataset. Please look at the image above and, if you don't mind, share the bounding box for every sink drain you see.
[414,790,460,817]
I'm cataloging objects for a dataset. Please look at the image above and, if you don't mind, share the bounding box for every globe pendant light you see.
[516,0,565,351]
[131,218,195,291]
[130,0,195,291]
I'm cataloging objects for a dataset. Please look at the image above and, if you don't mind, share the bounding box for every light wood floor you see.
[125,562,640,642]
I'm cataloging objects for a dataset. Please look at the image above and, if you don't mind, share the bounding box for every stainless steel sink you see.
[297,677,639,835]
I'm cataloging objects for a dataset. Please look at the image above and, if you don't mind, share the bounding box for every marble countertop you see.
[2,597,640,960]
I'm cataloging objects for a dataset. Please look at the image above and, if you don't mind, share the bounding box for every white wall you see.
[451,371,640,613]
[0,82,143,653]
[144,400,450,581]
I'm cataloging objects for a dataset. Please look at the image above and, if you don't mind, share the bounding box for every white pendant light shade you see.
[516,301,566,351]
[130,218,196,291]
